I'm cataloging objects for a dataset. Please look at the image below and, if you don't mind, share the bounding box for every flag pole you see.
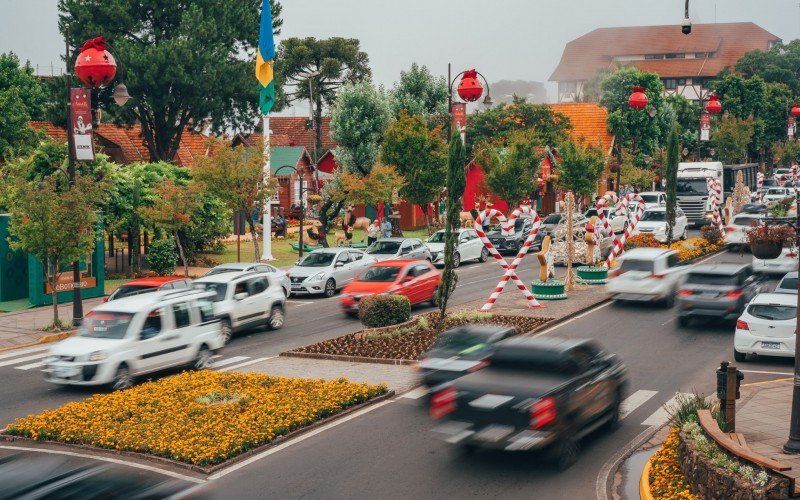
[261,113,274,261]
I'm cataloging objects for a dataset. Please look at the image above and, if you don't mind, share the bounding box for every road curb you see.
[0,330,75,354]
[280,351,417,365]
[595,423,666,500]
[639,458,654,500]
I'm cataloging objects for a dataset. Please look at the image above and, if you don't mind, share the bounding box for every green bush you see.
[147,239,178,276]
[359,294,411,328]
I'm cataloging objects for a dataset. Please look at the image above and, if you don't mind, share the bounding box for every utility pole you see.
[65,28,84,327]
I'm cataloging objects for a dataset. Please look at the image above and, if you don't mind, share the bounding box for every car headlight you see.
[705,211,713,219]
[309,272,326,281]
[88,351,107,361]
[656,226,666,232]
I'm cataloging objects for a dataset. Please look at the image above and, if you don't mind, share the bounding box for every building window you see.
[677,78,686,86]
[645,54,665,60]
[559,81,577,93]
[665,53,686,59]
[664,79,677,90]
[694,52,713,58]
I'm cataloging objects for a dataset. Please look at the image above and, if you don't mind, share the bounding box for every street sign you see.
[45,273,97,294]
[70,88,95,161]
[700,112,710,141]
[789,117,796,138]
[451,102,467,143]
[233,210,248,236]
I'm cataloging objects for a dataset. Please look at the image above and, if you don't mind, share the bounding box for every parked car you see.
[639,191,667,209]
[287,248,376,297]
[548,215,615,265]
[366,237,431,262]
[774,271,798,294]
[532,213,587,253]
[676,264,762,326]
[487,215,535,255]
[106,276,191,301]
[193,271,286,343]
[426,228,488,267]
[583,207,627,234]
[606,248,690,306]
[761,178,778,188]
[203,262,290,297]
[752,246,799,275]
[429,337,627,470]
[724,212,763,250]
[763,187,792,202]
[632,207,688,243]
[734,292,797,362]
[339,259,440,315]
[774,168,793,184]
[418,324,516,390]
[43,289,224,390]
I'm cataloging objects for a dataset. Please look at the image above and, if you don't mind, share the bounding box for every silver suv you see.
[193,271,286,344]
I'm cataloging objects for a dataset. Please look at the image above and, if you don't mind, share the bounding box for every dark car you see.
[676,264,763,326]
[762,178,778,188]
[487,216,534,255]
[532,213,588,249]
[418,325,517,389]
[429,337,627,470]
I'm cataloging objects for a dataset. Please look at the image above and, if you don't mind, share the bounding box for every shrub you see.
[700,224,723,244]
[147,239,178,276]
[624,233,661,250]
[359,294,411,328]
[745,224,796,247]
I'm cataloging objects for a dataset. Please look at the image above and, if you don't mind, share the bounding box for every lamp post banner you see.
[450,102,466,141]
[788,117,796,138]
[700,112,711,142]
[70,88,95,161]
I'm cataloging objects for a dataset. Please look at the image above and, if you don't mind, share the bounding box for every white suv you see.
[193,271,286,344]
[606,248,690,306]
[44,289,225,390]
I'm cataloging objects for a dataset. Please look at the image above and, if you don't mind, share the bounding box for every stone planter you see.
[531,279,567,300]
[576,265,608,284]
[750,241,783,260]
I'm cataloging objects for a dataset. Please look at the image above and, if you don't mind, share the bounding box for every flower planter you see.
[576,265,608,284]
[750,241,782,260]
[531,279,567,300]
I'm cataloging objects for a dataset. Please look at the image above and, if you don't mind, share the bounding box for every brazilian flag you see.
[255,0,276,115]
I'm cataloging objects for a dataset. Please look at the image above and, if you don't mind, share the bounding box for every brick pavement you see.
[0,298,105,350]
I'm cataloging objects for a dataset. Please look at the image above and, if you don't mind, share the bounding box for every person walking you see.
[367,219,380,246]
[380,217,392,238]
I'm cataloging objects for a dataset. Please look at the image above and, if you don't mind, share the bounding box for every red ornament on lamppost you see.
[791,103,800,119]
[457,69,484,102]
[628,85,648,110]
[706,93,722,114]
[74,36,117,89]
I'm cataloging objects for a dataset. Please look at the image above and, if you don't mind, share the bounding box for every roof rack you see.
[156,288,212,301]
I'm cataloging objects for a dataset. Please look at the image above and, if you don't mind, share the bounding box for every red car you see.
[339,260,441,315]
[106,276,192,302]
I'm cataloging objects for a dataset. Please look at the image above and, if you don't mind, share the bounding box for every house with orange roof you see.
[550,22,780,104]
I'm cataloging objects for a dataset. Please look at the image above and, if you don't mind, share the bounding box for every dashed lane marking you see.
[217,356,275,372]
[400,387,429,399]
[209,356,249,368]
[740,369,794,376]
[619,390,658,420]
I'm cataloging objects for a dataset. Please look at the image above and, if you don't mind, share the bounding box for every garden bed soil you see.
[285,312,551,362]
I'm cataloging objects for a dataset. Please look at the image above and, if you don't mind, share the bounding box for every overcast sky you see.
[1,0,797,106]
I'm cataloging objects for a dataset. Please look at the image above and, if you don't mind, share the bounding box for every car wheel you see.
[678,315,689,327]
[681,228,688,240]
[324,279,337,298]
[111,364,134,391]
[429,287,439,307]
[734,349,747,362]
[267,305,285,330]
[554,437,580,471]
[220,319,233,345]
[620,221,628,234]
[603,391,622,431]
[453,252,461,268]
[479,247,489,263]
[193,345,213,370]
[663,292,675,308]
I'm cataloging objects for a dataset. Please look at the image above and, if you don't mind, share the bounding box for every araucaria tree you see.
[437,133,467,331]
[556,140,606,202]
[380,113,446,231]
[477,130,543,210]
[389,63,448,122]
[140,179,199,277]
[665,124,680,243]
[59,0,283,162]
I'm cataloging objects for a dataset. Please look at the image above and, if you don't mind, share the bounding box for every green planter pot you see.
[750,241,782,260]
[531,279,567,300]
[576,266,608,284]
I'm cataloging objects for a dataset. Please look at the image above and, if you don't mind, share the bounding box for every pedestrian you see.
[380,217,392,238]
[367,219,380,246]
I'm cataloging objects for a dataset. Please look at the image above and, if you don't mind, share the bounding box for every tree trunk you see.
[247,217,260,261]
[420,204,432,235]
[48,257,59,327]
[108,231,114,257]
[317,200,344,248]
[174,229,189,277]
[315,94,324,159]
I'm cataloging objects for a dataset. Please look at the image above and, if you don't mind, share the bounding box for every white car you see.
[734,292,796,362]
[426,228,488,267]
[43,289,225,390]
[203,262,290,297]
[775,168,793,184]
[633,207,688,243]
[752,246,799,275]
[775,271,798,294]
[584,207,627,234]
[606,248,690,306]
[193,271,286,344]
[287,248,376,297]
[763,187,792,202]
[366,237,432,262]
[639,191,667,209]
[724,213,763,248]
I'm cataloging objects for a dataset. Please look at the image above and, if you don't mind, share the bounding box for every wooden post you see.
[726,364,737,432]
[237,233,241,263]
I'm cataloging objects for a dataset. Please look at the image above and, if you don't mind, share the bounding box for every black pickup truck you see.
[429,336,627,470]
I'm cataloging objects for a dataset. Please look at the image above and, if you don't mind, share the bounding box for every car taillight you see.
[677,289,693,297]
[788,252,798,258]
[467,360,489,373]
[608,269,621,278]
[736,319,749,331]
[724,290,744,299]
[652,273,666,279]
[530,396,557,429]
[724,227,736,233]
[430,387,457,419]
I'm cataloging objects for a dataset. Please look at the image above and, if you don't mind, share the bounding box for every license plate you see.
[291,285,303,290]
[762,341,781,350]
[52,366,79,378]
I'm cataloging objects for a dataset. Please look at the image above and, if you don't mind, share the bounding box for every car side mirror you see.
[335,261,345,268]
[140,330,157,341]
[234,292,248,301]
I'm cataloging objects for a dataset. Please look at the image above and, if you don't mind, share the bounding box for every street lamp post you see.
[446,64,493,139]
[615,86,650,191]
[274,165,313,259]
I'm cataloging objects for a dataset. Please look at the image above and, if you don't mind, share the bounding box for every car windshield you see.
[686,273,737,286]
[431,332,492,353]
[762,179,777,186]
[491,219,528,233]
[78,311,134,339]
[778,278,798,291]
[642,194,659,204]
[204,267,245,276]
[543,214,562,224]
[767,189,786,195]
[367,241,401,254]
[732,216,759,227]
[620,259,655,273]
[358,266,401,282]
[109,285,157,301]
[748,304,796,321]
[298,252,336,266]
[427,232,446,243]
[640,211,666,221]
[676,179,708,195]
[193,282,228,302]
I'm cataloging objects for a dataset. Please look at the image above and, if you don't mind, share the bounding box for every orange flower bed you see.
[648,427,696,499]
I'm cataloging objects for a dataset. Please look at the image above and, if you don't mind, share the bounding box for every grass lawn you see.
[104,278,127,296]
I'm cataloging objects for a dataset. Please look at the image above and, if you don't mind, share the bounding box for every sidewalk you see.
[0,298,105,350]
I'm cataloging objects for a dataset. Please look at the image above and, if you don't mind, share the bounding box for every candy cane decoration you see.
[605,193,646,267]
[474,206,543,311]
[590,191,619,242]
[706,177,724,234]
[755,172,764,203]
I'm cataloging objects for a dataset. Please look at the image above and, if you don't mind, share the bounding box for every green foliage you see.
[666,392,715,427]
[714,116,756,165]
[330,81,391,176]
[478,130,543,209]
[664,94,700,136]
[146,239,178,276]
[700,225,723,244]
[358,294,411,328]
[736,39,800,95]
[578,68,612,103]
[600,67,665,155]
[0,52,49,161]
[556,139,606,197]
[59,0,281,161]
[619,158,656,190]
[665,124,679,242]
[389,63,448,121]
[774,140,800,167]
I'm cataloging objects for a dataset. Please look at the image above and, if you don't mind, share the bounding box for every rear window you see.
[543,214,562,224]
[78,311,134,339]
[620,259,655,273]
[779,278,798,291]
[748,304,796,321]
[193,282,227,302]
[686,273,737,286]
[732,216,758,227]
[432,331,493,353]
[490,348,578,375]
[109,285,156,300]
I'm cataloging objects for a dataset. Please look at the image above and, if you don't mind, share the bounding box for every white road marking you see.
[529,301,615,337]
[660,317,676,326]
[285,300,313,306]
[619,390,658,420]
[641,393,693,427]
[210,356,249,368]
[400,387,429,399]
[15,361,44,371]
[740,370,794,376]
[0,353,49,368]
[207,399,394,480]
[0,344,50,361]
[217,356,275,372]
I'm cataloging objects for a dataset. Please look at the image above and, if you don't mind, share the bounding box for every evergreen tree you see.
[437,133,466,331]
[665,124,680,243]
